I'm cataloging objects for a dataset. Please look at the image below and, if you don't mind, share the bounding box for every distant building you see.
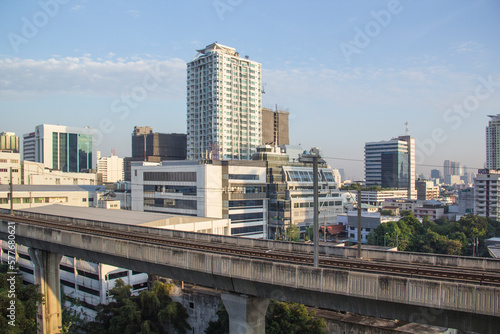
[124,126,187,181]
[23,124,97,172]
[0,132,19,153]
[187,42,262,160]
[443,160,465,178]
[431,169,441,179]
[474,169,500,220]
[416,180,440,200]
[261,107,289,146]
[486,114,500,170]
[96,151,124,183]
[413,200,446,221]
[364,135,416,199]
[457,188,474,216]
[360,189,409,207]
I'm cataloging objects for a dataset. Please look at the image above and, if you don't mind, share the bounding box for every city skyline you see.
[1,1,500,180]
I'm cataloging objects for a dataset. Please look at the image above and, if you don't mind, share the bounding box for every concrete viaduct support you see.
[28,248,62,334]
[221,292,270,334]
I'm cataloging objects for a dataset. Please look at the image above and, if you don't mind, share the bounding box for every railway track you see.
[2,213,500,286]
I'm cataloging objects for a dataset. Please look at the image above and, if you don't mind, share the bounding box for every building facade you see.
[252,145,345,239]
[416,180,440,200]
[0,152,21,185]
[261,107,289,146]
[124,127,187,181]
[0,132,19,152]
[365,135,416,199]
[132,160,268,239]
[187,43,262,160]
[23,124,97,172]
[474,169,500,220]
[486,114,500,170]
[96,152,124,183]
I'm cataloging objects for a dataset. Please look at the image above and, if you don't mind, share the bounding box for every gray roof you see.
[20,204,216,226]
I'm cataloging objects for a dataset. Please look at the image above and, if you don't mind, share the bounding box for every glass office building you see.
[23,124,97,172]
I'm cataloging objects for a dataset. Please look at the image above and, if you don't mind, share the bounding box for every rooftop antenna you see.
[404,121,409,135]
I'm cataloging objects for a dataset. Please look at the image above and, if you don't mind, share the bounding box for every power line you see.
[322,156,484,171]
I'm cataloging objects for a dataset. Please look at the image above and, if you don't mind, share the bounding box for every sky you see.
[1,0,499,180]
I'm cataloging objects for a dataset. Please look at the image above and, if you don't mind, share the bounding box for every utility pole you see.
[9,167,13,215]
[300,149,324,268]
[313,153,319,267]
[357,188,362,259]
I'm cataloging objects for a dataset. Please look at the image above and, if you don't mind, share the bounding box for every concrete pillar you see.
[221,292,270,334]
[29,248,63,334]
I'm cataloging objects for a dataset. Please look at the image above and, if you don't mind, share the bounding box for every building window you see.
[231,225,263,235]
[228,174,259,180]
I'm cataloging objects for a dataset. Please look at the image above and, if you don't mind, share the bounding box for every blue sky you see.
[1,0,499,180]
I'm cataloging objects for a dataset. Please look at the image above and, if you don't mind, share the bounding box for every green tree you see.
[206,300,325,334]
[285,224,300,242]
[304,226,314,242]
[89,279,191,334]
[0,264,42,334]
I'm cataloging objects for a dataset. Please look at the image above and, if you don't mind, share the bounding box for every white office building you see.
[23,124,97,172]
[486,114,500,170]
[0,152,21,185]
[187,42,262,160]
[96,152,124,183]
[365,135,416,199]
[132,160,268,239]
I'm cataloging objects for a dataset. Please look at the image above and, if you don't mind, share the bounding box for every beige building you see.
[0,185,91,209]
[0,152,21,185]
[0,132,19,152]
[416,180,440,200]
[22,160,100,185]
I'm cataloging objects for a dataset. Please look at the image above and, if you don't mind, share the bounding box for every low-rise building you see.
[360,189,409,207]
[132,160,268,239]
[0,185,91,209]
[413,200,446,221]
[416,180,440,200]
[0,151,21,185]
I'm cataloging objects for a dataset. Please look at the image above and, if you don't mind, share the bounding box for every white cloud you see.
[0,56,187,100]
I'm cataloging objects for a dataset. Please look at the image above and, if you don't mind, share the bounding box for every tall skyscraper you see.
[365,135,416,199]
[486,114,500,170]
[262,107,289,146]
[23,124,97,172]
[187,42,262,160]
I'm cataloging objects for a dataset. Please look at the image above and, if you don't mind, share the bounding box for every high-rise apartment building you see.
[365,135,416,199]
[23,124,97,172]
[0,132,19,153]
[187,42,262,160]
[486,114,500,170]
[96,152,124,183]
[262,107,289,146]
[474,169,500,220]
